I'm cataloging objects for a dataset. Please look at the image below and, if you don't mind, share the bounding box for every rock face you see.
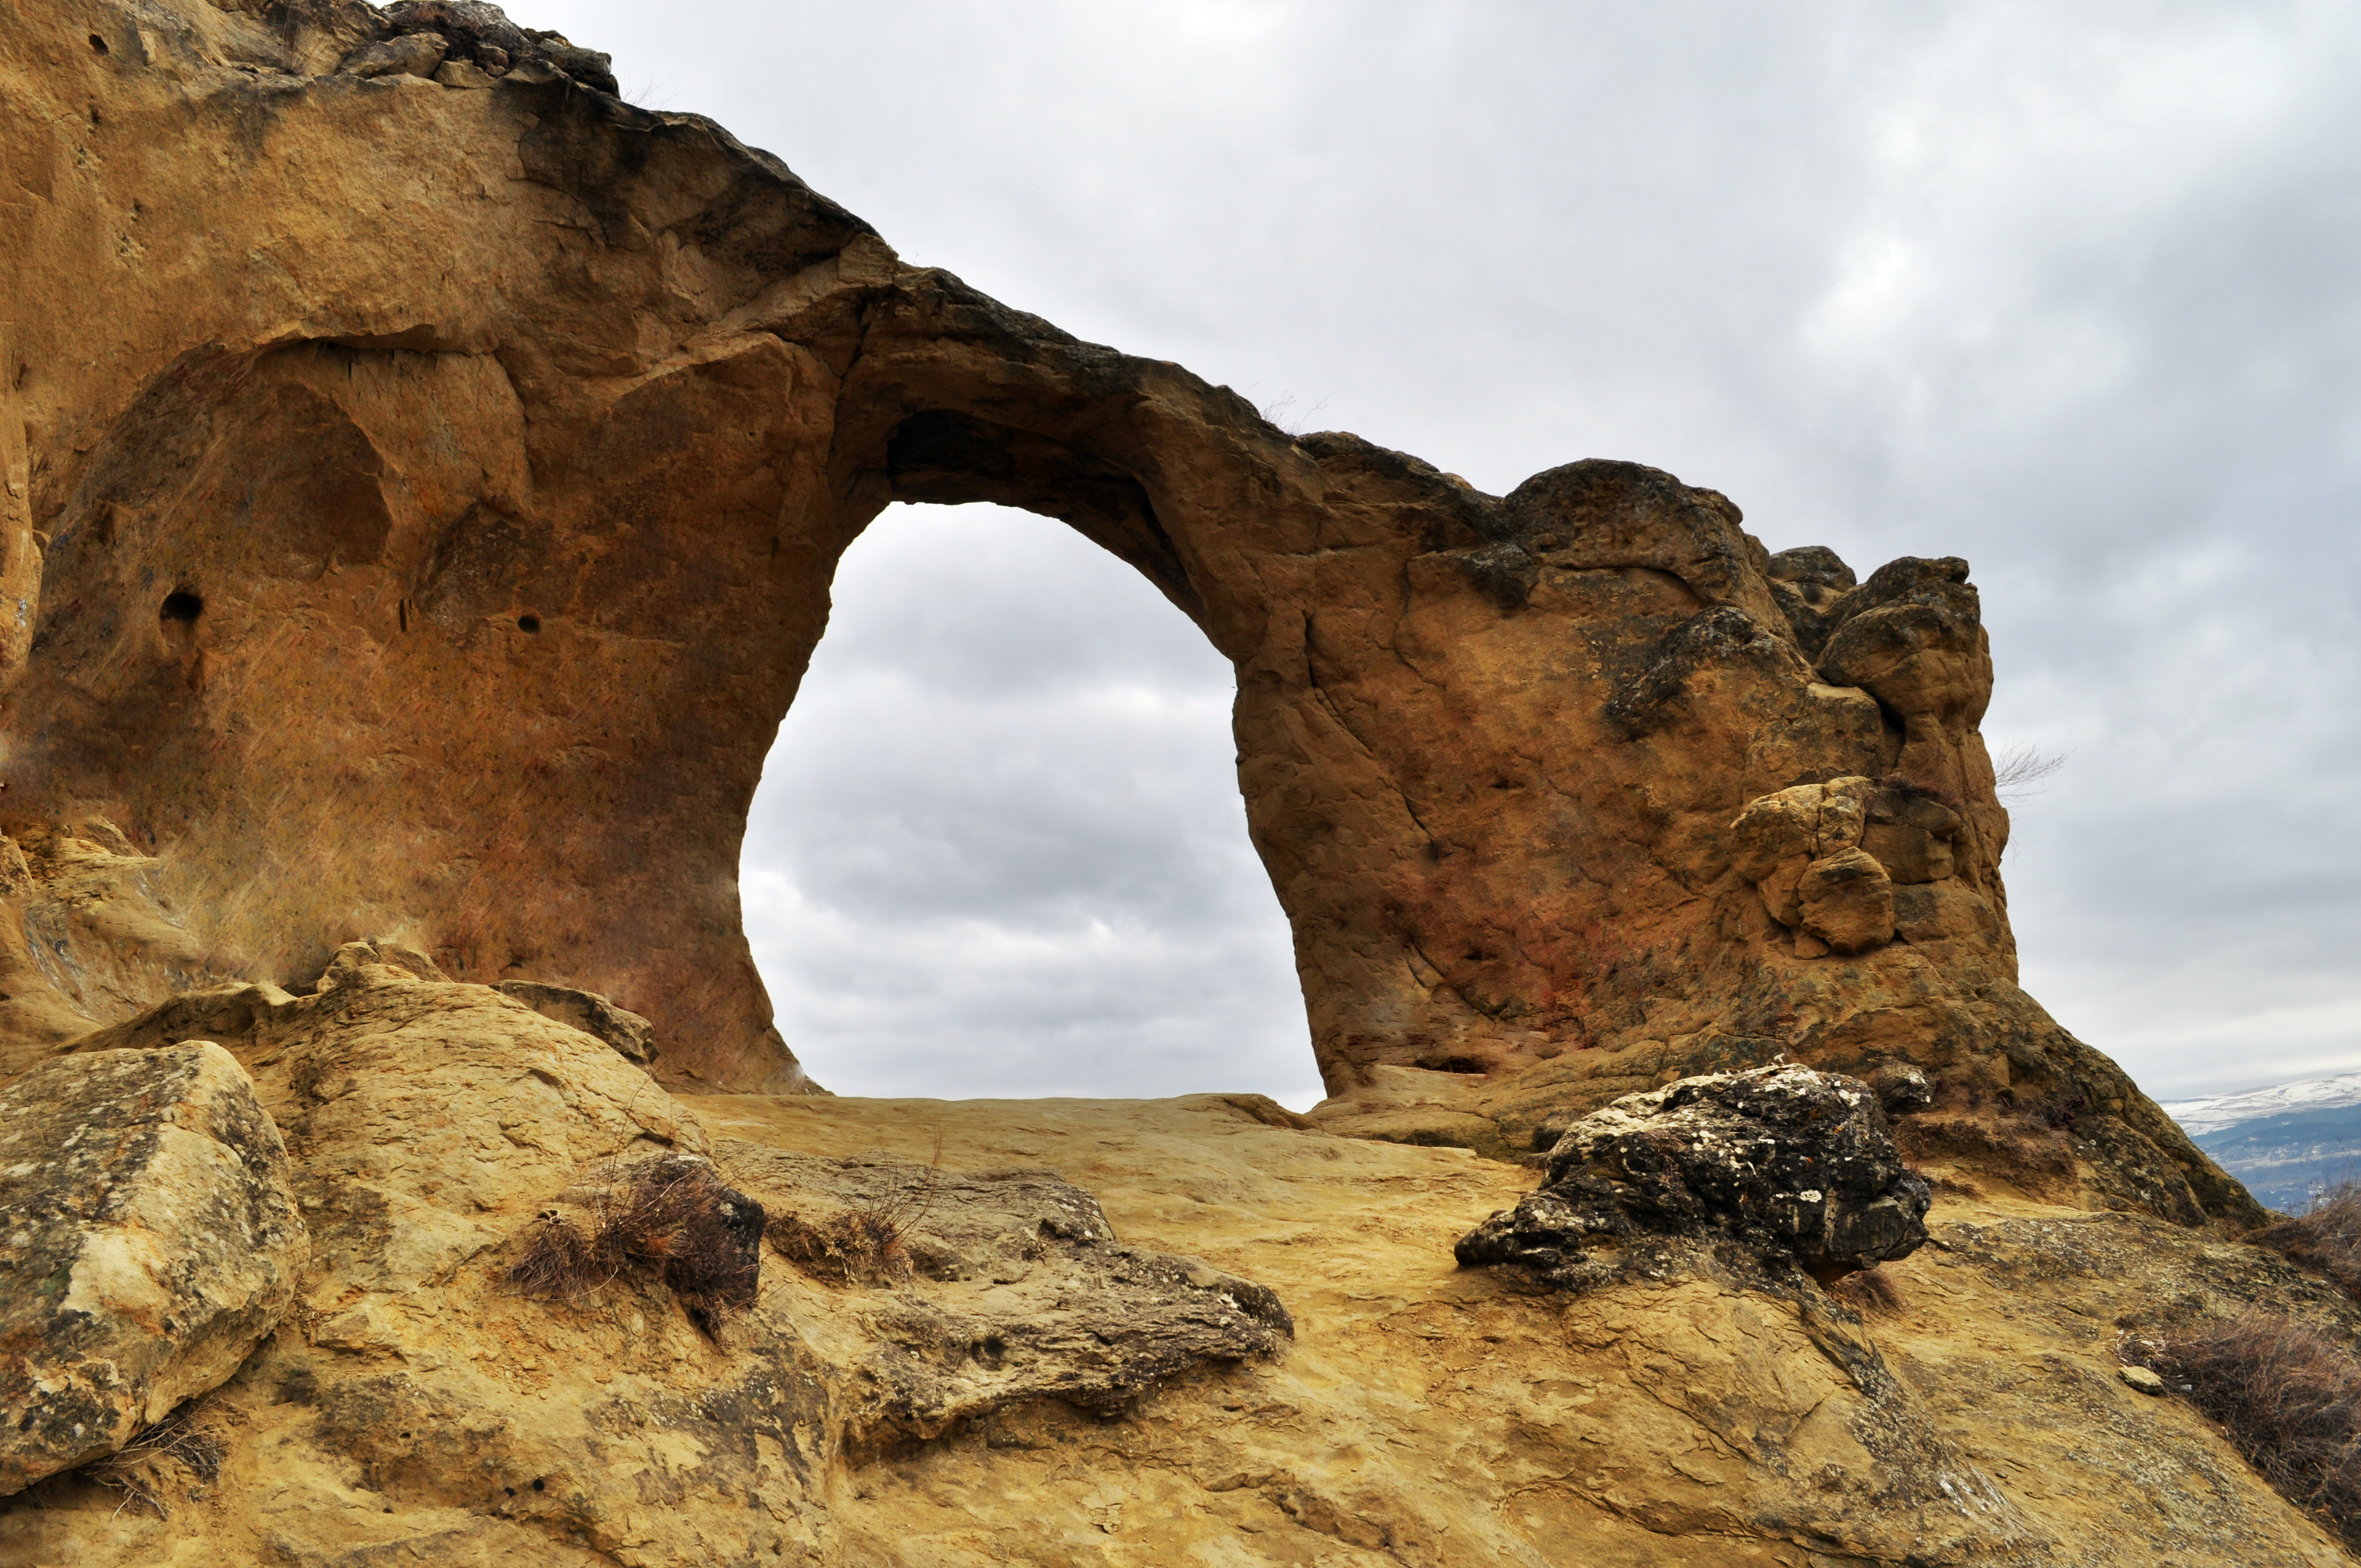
[1,965,1296,1563]
[0,0,2251,1221]
[496,979,658,1065]
[0,1043,303,1494]
[1457,1064,1932,1292]
[739,1146,1293,1456]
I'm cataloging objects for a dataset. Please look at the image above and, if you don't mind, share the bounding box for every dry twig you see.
[84,1397,227,1520]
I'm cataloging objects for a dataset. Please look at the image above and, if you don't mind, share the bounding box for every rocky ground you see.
[1,964,2349,1564]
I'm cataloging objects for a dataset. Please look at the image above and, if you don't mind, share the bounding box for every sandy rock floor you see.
[6,1085,2348,1566]
[706,1094,2349,1567]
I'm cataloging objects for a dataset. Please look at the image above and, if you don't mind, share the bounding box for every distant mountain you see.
[2163,1073,2361,1214]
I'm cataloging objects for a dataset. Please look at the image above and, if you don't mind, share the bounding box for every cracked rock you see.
[0,1044,304,1494]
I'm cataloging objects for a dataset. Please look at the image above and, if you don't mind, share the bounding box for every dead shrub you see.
[2123,1314,2361,1549]
[1831,1265,1905,1316]
[770,1208,915,1285]
[508,1155,764,1333]
[768,1140,946,1287]
[2250,1182,2361,1303]
[83,1397,228,1519]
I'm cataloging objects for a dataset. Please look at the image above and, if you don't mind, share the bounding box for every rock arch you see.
[0,0,2250,1222]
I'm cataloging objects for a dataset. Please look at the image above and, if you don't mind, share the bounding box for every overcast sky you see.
[543,1,2361,1107]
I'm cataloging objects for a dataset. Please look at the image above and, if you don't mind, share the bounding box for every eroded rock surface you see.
[738,1146,1292,1456]
[1,1072,2351,1565]
[1458,1065,1932,1294]
[496,979,658,1065]
[0,1043,303,1494]
[2,963,1294,1563]
[0,0,2259,1229]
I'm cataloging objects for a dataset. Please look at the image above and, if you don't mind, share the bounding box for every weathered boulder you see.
[1797,845,1897,955]
[0,1044,303,1494]
[1456,1064,1931,1289]
[338,32,447,79]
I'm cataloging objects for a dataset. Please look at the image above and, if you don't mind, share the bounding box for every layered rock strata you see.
[0,1042,303,1492]
[0,0,2250,1223]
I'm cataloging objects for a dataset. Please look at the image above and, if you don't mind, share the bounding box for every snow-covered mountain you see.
[2162,1071,2361,1213]
[2162,1071,2361,1137]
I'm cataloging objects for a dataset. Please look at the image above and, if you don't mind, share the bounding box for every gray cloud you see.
[547,0,2361,1103]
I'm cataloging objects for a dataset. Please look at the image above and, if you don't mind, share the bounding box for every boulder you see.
[1729,778,1892,951]
[496,979,657,1064]
[1797,845,1897,955]
[1456,1064,1931,1289]
[337,32,448,78]
[0,1044,304,1494]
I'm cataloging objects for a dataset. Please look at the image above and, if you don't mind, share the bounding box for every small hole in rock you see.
[159,590,203,623]
[88,33,108,53]
[516,614,540,633]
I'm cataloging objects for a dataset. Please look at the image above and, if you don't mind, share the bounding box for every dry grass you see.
[2123,1314,2361,1549]
[84,1398,227,1519]
[2250,1182,2361,1302]
[769,1140,946,1287]
[509,1155,763,1333]
[1830,1265,1905,1316]
[770,1208,917,1286]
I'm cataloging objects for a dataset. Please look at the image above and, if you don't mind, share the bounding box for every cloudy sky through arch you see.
[541,0,2361,1105]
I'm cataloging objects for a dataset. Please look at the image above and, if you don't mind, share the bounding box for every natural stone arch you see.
[0,0,2251,1225]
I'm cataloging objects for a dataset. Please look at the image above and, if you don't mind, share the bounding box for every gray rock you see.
[1869,1062,1936,1115]
[375,2,619,95]
[1456,1064,1931,1291]
[0,1044,304,1494]
[337,32,448,79]
[496,981,656,1064]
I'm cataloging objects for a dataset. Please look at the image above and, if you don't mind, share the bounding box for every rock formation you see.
[0,0,2251,1232]
[5,6,2348,1562]
[0,1042,303,1492]
[1457,1064,1933,1292]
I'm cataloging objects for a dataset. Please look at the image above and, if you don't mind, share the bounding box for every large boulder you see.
[0,1044,304,1494]
[1457,1064,1931,1289]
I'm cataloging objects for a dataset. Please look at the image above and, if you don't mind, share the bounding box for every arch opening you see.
[740,500,1318,1106]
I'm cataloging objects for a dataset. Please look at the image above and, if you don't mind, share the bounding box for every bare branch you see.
[1992,742,2068,799]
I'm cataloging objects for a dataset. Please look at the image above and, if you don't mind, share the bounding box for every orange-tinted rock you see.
[0,0,2254,1224]
[1796,846,1896,956]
